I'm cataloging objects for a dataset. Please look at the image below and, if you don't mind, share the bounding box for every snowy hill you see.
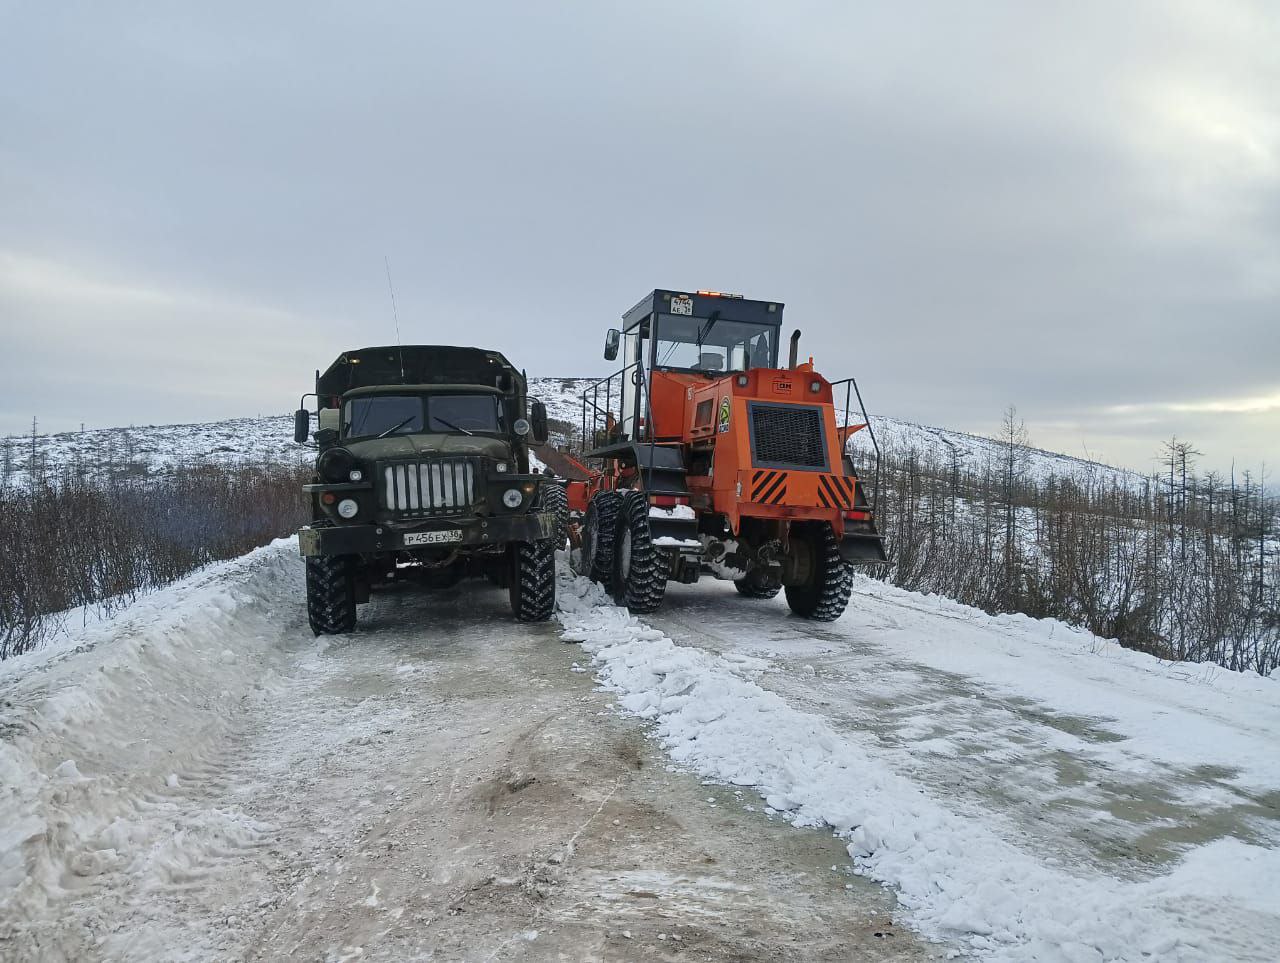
[5,377,1142,490]
[847,415,1143,490]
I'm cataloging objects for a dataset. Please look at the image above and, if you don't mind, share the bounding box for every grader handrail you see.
[830,376,881,518]
[579,359,660,490]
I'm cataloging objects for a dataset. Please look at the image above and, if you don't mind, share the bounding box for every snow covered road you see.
[559,573,1280,961]
[3,541,1277,961]
[1,545,924,962]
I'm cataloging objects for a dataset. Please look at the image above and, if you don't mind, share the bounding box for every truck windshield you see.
[427,394,502,432]
[344,395,423,437]
[652,315,778,372]
[343,393,503,437]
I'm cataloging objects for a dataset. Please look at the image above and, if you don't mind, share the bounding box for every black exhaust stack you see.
[788,329,802,369]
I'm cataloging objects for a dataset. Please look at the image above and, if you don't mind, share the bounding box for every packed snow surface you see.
[5,534,1276,960]
[2,544,920,960]
[557,570,1280,961]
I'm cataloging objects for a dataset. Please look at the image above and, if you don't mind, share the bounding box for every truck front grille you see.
[748,403,828,470]
[379,456,481,516]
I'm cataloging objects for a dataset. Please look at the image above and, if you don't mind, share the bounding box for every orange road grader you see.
[564,288,887,621]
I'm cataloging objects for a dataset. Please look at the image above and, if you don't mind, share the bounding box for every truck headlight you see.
[513,418,531,436]
[502,488,523,508]
[337,498,359,519]
[317,447,356,482]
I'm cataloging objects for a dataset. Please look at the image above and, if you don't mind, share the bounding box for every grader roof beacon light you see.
[563,288,887,621]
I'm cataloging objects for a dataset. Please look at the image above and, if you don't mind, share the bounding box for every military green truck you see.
[293,345,563,634]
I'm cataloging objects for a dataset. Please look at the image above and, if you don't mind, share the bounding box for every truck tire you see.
[510,538,556,622]
[542,482,569,551]
[306,554,358,635]
[576,490,622,583]
[735,569,782,599]
[610,489,669,614]
[784,522,852,621]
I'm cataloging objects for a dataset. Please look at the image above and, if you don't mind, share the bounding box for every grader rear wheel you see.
[784,522,852,621]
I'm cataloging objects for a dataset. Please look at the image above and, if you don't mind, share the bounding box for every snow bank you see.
[0,540,303,928]
[556,570,1280,961]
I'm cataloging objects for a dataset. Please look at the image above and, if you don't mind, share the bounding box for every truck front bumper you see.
[298,511,556,558]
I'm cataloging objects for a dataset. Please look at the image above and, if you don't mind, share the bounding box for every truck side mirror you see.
[603,328,621,362]
[530,400,549,444]
[294,408,310,443]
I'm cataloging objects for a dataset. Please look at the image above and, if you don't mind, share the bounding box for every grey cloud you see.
[1,0,1276,473]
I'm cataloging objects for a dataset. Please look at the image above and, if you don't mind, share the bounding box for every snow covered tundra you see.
[1,540,1278,961]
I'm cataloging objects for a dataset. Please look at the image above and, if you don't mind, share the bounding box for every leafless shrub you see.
[870,434,1279,676]
[0,461,309,659]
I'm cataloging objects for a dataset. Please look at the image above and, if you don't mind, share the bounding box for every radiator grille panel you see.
[379,457,480,516]
[749,403,828,470]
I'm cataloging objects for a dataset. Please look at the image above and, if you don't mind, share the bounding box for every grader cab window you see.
[653,315,778,373]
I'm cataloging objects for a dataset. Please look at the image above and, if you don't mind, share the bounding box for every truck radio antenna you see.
[384,255,406,383]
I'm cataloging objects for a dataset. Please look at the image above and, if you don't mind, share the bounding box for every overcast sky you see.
[1,1,1276,475]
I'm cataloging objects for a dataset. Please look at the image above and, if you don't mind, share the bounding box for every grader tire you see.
[784,522,852,622]
[610,490,669,615]
[576,490,622,584]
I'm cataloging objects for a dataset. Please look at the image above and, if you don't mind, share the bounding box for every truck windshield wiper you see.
[377,416,416,438]
[433,417,473,436]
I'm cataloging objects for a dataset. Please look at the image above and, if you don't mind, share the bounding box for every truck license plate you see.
[404,529,462,546]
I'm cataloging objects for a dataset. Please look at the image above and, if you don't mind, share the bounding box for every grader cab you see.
[571,289,887,621]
